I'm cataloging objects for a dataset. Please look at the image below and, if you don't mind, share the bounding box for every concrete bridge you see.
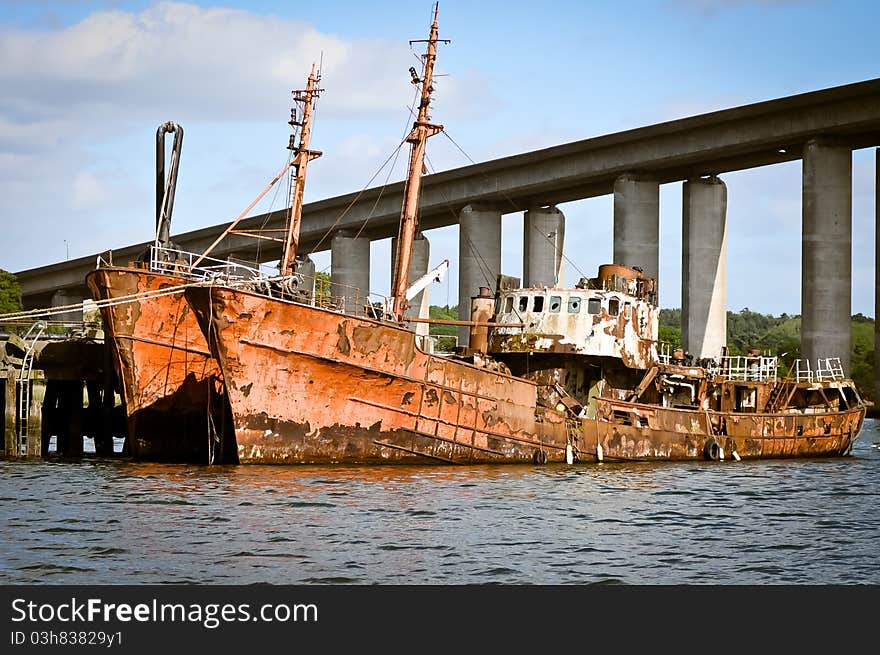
[15,77,880,385]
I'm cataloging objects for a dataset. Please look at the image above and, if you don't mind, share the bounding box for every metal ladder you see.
[15,321,46,456]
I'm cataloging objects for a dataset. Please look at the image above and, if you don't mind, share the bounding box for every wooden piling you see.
[41,379,59,456]
[26,377,42,457]
[4,369,15,456]
[66,381,84,457]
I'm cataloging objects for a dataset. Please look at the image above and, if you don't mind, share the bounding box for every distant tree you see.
[0,269,22,314]
[429,304,458,351]
[658,325,682,350]
[659,308,680,328]
[314,271,332,306]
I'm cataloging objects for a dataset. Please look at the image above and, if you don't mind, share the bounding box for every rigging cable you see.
[440,130,589,283]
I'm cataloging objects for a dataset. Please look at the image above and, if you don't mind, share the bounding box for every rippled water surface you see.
[2,420,879,585]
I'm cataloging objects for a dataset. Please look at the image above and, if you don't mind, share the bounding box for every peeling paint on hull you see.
[185,286,571,465]
[86,267,233,462]
[581,398,865,461]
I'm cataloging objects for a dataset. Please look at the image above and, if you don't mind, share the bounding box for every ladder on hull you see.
[15,321,46,456]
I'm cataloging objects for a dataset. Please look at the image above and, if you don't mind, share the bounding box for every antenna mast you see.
[390,3,447,321]
[280,64,323,276]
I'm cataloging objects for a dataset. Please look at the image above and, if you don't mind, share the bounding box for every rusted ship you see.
[185,7,575,464]
[488,266,865,462]
[86,67,324,463]
[184,7,865,465]
[85,121,237,462]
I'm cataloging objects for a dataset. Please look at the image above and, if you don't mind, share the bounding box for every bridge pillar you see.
[50,290,84,323]
[876,148,879,404]
[392,232,430,337]
[458,204,501,346]
[613,173,660,281]
[802,138,852,374]
[682,175,728,361]
[331,231,371,315]
[523,206,565,289]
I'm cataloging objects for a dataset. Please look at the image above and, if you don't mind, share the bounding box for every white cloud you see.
[71,170,107,209]
[0,2,454,271]
[0,1,412,128]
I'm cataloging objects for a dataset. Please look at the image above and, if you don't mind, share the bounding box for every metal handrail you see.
[793,357,846,382]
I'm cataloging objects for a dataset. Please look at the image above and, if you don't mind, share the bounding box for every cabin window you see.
[587,297,602,314]
[735,387,757,413]
[518,296,529,312]
[533,296,544,312]
[624,301,632,318]
[608,297,620,316]
[504,295,514,313]
[549,296,562,313]
[567,297,581,313]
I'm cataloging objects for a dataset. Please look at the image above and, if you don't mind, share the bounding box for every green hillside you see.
[428,305,458,351]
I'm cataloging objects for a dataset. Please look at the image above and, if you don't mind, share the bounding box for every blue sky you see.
[0,0,877,314]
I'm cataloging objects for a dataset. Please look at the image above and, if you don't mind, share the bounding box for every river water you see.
[1,419,878,585]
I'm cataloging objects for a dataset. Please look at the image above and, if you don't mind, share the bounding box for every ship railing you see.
[146,245,397,319]
[311,277,394,320]
[148,245,277,281]
[706,355,778,382]
[657,342,672,365]
[794,357,846,382]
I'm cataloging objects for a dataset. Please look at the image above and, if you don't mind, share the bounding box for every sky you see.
[0,0,877,315]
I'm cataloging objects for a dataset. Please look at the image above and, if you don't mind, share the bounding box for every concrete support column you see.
[802,138,852,374]
[613,173,660,281]
[458,204,502,345]
[392,232,431,337]
[50,290,84,322]
[523,205,565,288]
[682,176,728,360]
[330,231,371,315]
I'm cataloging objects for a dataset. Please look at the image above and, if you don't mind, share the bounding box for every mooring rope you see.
[0,277,244,324]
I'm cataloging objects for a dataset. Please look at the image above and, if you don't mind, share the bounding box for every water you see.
[2,420,879,585]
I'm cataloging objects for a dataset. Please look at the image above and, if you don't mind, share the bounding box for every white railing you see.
[706,355,778,382]
[658,342,672,365]
[150,246,395,321]
[794,357,845,382]
[149,245,276,281]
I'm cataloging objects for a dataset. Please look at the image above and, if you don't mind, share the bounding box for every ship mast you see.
[279,65,323,277]
[390,4,446,321]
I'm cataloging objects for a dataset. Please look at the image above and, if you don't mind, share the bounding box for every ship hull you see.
[582,397,865,461]
[86,267,233,462]
[185,285,572,464]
